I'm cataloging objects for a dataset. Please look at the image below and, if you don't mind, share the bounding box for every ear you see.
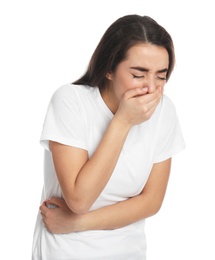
[106,72,113,80]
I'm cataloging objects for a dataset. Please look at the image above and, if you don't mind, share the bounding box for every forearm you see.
[75,118,131,202]
[78,193,159,231]
[41,195,152,234]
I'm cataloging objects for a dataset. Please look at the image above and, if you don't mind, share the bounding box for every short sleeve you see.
[153,96,185,163]
[40,85,88,151]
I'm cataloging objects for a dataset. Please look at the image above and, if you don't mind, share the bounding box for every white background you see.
[1,0,214,259]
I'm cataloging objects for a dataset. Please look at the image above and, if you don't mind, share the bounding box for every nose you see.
[144,76,156,93]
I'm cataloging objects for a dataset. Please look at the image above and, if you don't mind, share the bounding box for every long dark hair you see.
[73,15,175,91]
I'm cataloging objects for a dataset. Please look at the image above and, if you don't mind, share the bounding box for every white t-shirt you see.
[32,84,185,260]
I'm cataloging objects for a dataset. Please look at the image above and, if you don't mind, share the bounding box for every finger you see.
[137,87,162,104]
[123,87,148,100]
[40,202,48,215]
[146,92,162,110]
[40,211,46,220]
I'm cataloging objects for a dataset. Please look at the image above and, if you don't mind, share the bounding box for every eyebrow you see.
[130,66,168,73]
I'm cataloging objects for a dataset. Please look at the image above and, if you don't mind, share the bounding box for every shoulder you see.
[49,84,99,116]
[52,84,86,100]
[51,84,95,106]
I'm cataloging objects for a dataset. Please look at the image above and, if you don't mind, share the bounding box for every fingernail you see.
[142,87,147,91]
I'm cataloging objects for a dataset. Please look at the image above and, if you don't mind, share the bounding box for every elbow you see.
[147,200,163,217]
[151,204,162,216]
[66,199,91,215]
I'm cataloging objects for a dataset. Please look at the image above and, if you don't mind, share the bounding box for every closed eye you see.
[157,76,166,81]
[132,74,144,78]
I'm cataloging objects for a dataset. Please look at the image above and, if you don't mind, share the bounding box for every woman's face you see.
[105,43,169,113]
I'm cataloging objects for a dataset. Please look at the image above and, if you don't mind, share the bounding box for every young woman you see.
[32,14,185,259]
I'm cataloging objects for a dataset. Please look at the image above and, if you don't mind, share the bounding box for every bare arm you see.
[41,158,171,233]
[50,87,162,214]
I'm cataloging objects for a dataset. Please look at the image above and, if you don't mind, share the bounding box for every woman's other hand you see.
[40,197,83,234]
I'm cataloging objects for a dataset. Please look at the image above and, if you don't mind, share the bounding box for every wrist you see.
[111,114,132,133]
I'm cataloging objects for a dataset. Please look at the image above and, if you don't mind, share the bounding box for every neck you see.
[100,87,119,114]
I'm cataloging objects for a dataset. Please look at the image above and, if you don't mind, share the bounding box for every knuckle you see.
[143,109,152,120]
[141,105,148,113]
[137,98,143,105]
